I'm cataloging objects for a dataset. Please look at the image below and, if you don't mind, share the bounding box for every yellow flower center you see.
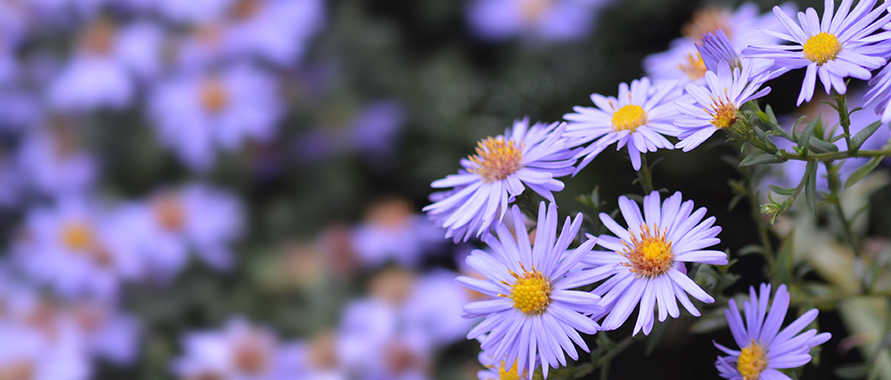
[468,137,524,183]
[497,361,523,380]
[709,93,738,129]
[678,52,708,81]
[502,265,551,315]
[60,221,94,252]
[682,7,732,43]
[612,105,647,132]
[200,77,230,114]
[153,194,186,232]
[737,340,768,380]
[802,32,841,65]
[621,224,673,277]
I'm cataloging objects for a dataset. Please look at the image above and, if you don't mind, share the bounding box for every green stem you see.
[637,154,655,194]
[834,91,854,153]
[824,161,861,255]
[778,148,891,161]
[741,164,775,268]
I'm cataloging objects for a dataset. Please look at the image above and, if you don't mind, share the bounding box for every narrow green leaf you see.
[768,184,796,196]
[797,115,820,153]
[645,318,672,356]
[775,231,795,285]
[808,136,839,153]
[851,120,883,152]
[804,161,817,216]
[739,152,786,166]
[845,156,883,188]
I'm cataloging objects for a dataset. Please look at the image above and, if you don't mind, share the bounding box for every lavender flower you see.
[466,0,611,42]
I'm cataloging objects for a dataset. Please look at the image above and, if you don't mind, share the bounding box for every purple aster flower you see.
[64,301,142,365]
[583,191,727,335]
[698,30,743,72]
[466,0,611,43]
[423,118,575,242]
[563,77,682,172]
[12,198,142,300]
[296,100,406,164]
[48,20,163,111]
[714,284,831,380]
[15,127,98,198]
[476,349,539,380]
[0,322,91,380]
[644,3,789,85]
[675,62,771,152]
[457,203,603,378]
[173,318,303,380]
[149,65,282,171]
[742,0,891,105]
[121,183,243,280]
[864,32,891,123]
[220,0,325,65]
[154,0,234,23]
[351,198,445,269]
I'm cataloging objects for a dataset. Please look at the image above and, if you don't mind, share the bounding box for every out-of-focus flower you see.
[48,20,163,111]
[643,3,787,85]
[294,332,347,380]
[296,100,406,164]
[154,0,234,23]
[424,118,574,242]
[584,191,726,335]
[149,65,282,171]
[15,124,97,198]
[714,284,831,380]
[121,183,243,280]
[173,318,303,380]
[351,197,445,269]
[0,322,91,380]
[12,198,142,300]
[675,63,771,152]
[457,203,602,378]
[64,301,141,365]
[466,0,611,42]
[743,1,891,105]
[221,0,324,65]
[865,28,891,123]
[564,78,681,171]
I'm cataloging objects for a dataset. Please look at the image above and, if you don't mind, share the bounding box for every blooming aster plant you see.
[742,0,891,105]
[563,77,682,172]
[457,202,603,378]
[714,284,831,380]
[583,191,727,335]
[423,118,575,242]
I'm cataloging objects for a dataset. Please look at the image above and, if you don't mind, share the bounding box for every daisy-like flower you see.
[864,45,891,123]
[563,77,681,172]
[714,283,831,380]
[423,118,574,242]
[583,191,727,335]
[674,62,771,152]
[457,202,603,378]
[742,0,891,105]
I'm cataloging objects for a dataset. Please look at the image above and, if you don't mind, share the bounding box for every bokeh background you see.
[0,0,885,379]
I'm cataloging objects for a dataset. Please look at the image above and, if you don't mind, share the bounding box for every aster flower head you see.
[675,62,771,152]
[423,118,575,242]
[715,283,831,380]
[583,191,727,335]
[457,202,604,378]
[742,0,891,105]
[698,30,742,72]
[563,77,682,172]
[864,57,891,123]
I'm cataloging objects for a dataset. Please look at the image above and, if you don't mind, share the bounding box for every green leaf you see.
[808,136,840,153]
[768,184,796,196]
[851,120,884,153]
[845,156,883,188]
[775,231,795,285]
[804,161,817,216]
[739,152,786,166]
[797,115,820,153]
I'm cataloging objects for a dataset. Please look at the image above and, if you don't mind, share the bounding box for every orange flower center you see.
[468,137,524,183]
[621,224,674,277]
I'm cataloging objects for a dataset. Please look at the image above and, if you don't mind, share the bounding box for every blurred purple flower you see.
[64,301,142,365]
[15,127,98,198]
[222,0,325,65]
[0,322,91,380]
[12,198,142,300]
[149,65,282,171]
[173,318,303,380]
[296,100,406,164]
[48,21,163,112]
[351,198,444,269]
[466,0,611,42]
[120,183,244,280]
[154,0,234,23]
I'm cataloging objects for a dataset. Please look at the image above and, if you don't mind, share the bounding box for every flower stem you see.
[637,154,655,194]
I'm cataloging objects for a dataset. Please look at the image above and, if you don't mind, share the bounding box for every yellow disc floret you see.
[468,137,525,183]
[60,221,95,252]
[200,77,230,114]
[612,105,648,132]
[503,265,551,315]
[708,92,739,129]
[497,361,523,380]
[621,224,673,277]
[737,340,768,380]
[802,32,841,65]
[678,52,708,81]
